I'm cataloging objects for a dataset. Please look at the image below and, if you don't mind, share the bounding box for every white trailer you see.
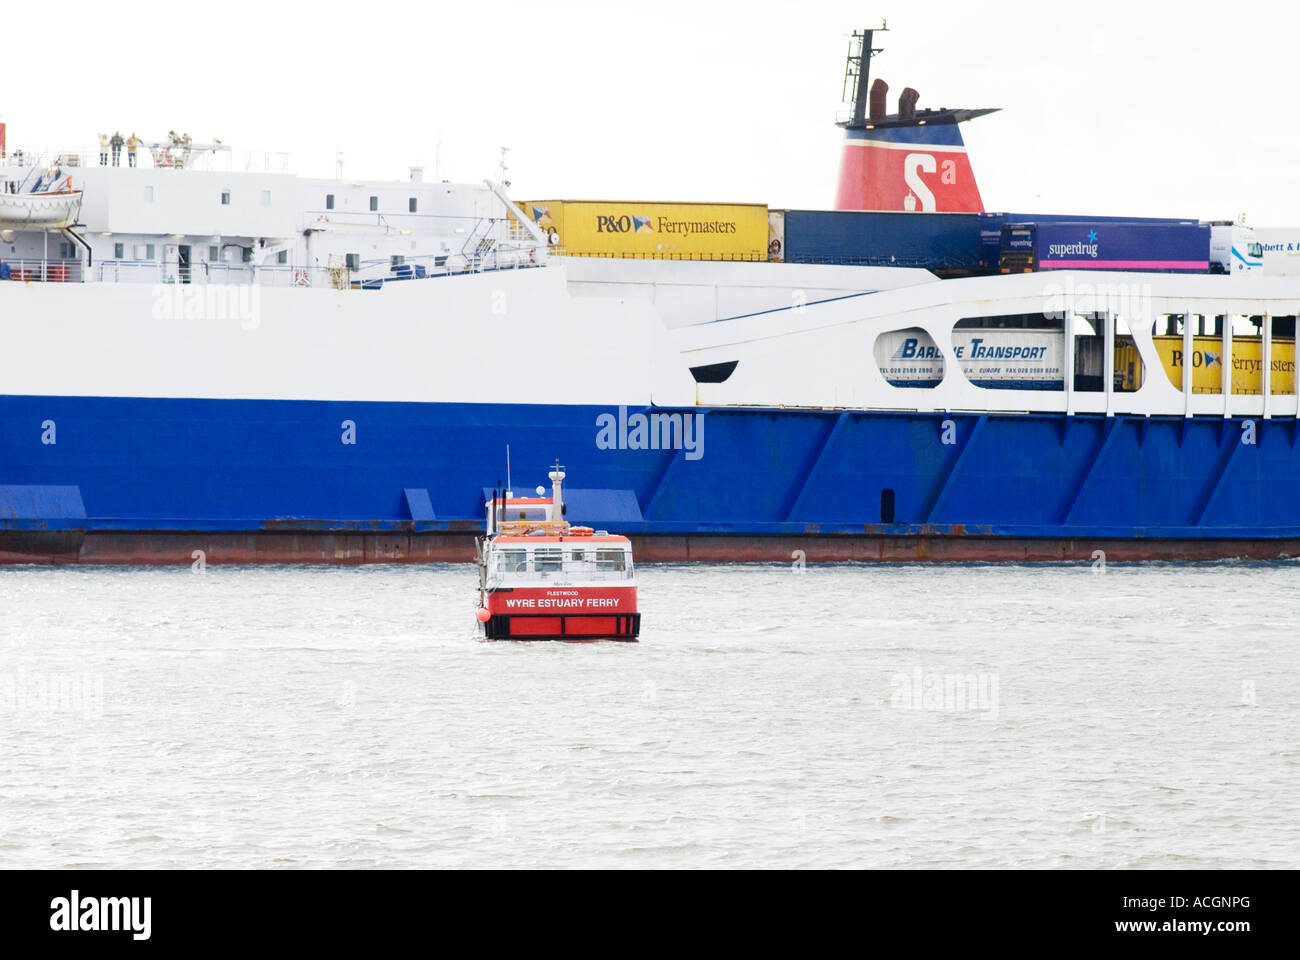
[1254,228,1300,276]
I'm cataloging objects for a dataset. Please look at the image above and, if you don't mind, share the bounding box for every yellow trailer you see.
[1115,336,1296,394]
[517,200,768,261]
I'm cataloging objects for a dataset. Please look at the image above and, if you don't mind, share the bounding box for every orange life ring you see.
[569,526,594,536]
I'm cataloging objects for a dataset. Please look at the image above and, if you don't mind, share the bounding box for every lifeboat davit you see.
[475,462,640,642]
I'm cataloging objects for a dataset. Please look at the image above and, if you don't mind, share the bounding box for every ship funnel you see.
[835,25,998,212]
[898,87,919,119]
[868,79,888,121]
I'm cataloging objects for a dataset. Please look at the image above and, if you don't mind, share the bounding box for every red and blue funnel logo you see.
[836,123,985,213]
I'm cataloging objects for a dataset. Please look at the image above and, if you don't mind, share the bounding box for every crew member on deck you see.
[127,133,141,167]
[0,258,12,280]
[97,133,109,166]
[110,131,124,166]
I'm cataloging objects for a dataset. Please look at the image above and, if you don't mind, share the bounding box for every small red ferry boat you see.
[476,463,640,641]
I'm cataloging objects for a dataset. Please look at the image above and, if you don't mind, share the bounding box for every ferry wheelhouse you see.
[476,464,640,641]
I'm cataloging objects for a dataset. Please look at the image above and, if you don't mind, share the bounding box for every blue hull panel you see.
[3,395,1299,544]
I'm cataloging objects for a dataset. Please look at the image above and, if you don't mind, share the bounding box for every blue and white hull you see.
[4,260,1300,563]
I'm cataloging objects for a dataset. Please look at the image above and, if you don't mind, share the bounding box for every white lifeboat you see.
[0,190,83,228]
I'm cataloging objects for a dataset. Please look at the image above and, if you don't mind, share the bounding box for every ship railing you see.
[199,261,257,284]
[89,259,235,285]
[1,145,290,173]
[458,216,496,262]
[301,209,513,238]
[78,248,547,288]
[90,259,318,287]
[94,260,160,284]
[505,220,535,243]
[1,258,84,283]
[245,250,542,289]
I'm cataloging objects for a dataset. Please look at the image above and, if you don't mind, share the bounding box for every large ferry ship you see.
[2,27,1299,564]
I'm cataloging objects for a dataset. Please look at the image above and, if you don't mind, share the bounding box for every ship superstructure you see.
[0,141,546,287]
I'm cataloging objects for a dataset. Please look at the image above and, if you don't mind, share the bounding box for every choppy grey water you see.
[1,561,1297,869]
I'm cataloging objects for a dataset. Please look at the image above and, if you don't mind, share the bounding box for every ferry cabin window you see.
[221,190,231,205]
[408,197,417,213]
[242,248,253,263]
[497,549,527,573]
[276,250,288,265]
[325,194,335,210]
[261,190,271,207]
[501,507,548,522]
[113,243,124,259]
[595,549,627,573]
[534,548,563,573]
[208,245,218,261]
[569,549,586,564]
[369,196,378,212]
[143,186,154,202]
[145,244,155,260]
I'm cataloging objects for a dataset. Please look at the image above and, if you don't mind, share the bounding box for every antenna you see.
[506,444,512,497]
[843,21,889,127]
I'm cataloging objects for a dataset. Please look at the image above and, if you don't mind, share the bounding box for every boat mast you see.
[845,21,888,128]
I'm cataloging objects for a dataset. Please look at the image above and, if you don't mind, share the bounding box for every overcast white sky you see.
[8,0,1299,224]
